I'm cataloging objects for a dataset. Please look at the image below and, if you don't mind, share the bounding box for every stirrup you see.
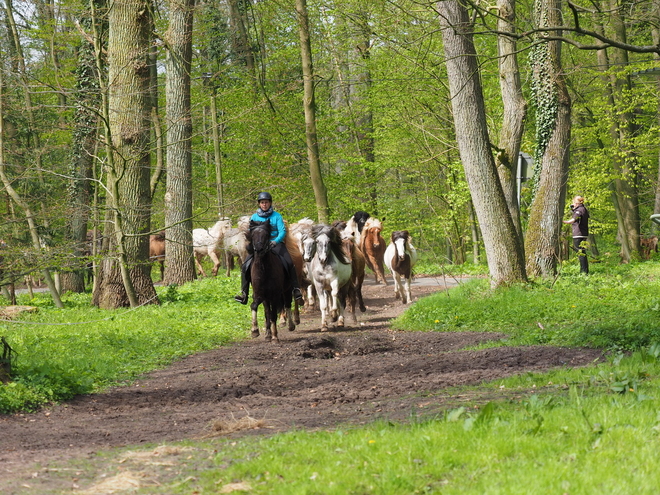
[293,288,304,303]
[234,292,248,305]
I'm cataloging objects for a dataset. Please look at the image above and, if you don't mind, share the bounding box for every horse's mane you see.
[332,220,347,231]
[363,217,382,231]
[209,218,232,238]
[312,224,351,265]
[247,219,273,241]
[352,211,370,232]
[391,230,409,242]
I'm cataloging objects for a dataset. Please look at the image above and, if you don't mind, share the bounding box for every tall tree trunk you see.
[93,0,158,309]
[495,0,526,237]
[437,0,527,286]
[164,0,196,285]
[607,0,641,260]
[227,0,258,94]
[295,0,329,223]
[525,0,571,277]
[652,0,660,233]
[60,14,99,293]
[149,44,166,199]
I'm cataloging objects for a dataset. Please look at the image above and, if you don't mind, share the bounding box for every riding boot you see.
[234,256,253,304]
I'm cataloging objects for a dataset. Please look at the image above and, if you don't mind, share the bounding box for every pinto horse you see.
[359,217,388,285]
[246,220,294,342]
[384,230,418,304]
[306,224,353,331]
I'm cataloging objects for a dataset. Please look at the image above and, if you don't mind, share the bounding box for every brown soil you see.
[0,276,603,492]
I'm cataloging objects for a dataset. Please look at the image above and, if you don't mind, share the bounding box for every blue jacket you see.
[250,210,286,244]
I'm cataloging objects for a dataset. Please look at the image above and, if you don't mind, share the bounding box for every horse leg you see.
[377,260,388,286]
[159,261,165,281]
[210,252,221,276]
[319,289,329,331]
[194,255,207,277]
[392,273,402,300]
[286,306,296,331]
[264,301,277,342]
[357,280,366,313]
[270,305,280,343]
[225,251,232,277]
[293,299,300,325]
[250,302,260,338]
[403,275,412,304]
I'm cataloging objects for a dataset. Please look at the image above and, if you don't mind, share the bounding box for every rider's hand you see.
[270,241,277,250]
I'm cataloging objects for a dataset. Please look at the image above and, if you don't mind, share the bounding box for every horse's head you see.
[391,230,410,260]
[248,220,273,254]
[312,224,349,265]
[301,232,316,262]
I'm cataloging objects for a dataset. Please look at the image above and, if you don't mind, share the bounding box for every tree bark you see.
[437,0,527,286]
[495,0,526,237]
[61,14,99,293]
[164,0,196,285]
[525,0,571,277]
[93,0,158,308]
[295,0,329,223]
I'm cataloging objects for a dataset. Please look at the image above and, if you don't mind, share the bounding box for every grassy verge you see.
[395,262,660,350]
[0,276,248,413]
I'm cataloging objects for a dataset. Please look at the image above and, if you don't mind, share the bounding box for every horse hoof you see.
[288,324,296,332]
[251,330,260,338]
[265,335,272,342]
[272,338,280,344]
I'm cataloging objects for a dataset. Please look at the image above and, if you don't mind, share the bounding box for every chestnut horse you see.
[384,230,418,304]
[246,220,294,342]
[359,217,388,285]
[149,231,166,281]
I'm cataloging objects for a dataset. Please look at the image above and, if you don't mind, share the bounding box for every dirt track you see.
[0,276,603,492]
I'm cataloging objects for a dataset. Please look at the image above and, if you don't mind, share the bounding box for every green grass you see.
[0,276,249,413]
[395,262,660,350]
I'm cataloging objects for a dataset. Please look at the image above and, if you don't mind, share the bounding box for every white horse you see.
[192,217,232,276]
[306,224,353,331]
[384,230,418,304]
[291,218,316,307]
[222,216,250,276]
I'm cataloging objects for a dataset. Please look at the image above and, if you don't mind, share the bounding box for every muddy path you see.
[0,276,602,491]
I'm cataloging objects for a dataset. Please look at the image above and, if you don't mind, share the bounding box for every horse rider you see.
[234,192,305,305]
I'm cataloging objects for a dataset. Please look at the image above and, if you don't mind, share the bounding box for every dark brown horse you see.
[246,220,294,342]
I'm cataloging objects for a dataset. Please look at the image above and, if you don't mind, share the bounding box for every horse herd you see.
[171,211,418,343]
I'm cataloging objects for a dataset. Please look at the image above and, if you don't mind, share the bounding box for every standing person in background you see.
[563,195,590,274]
[234,192,305,305]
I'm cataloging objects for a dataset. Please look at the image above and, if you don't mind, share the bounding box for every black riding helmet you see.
[257,192,272,202]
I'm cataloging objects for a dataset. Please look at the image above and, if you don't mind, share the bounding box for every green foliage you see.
[0,277,249,413]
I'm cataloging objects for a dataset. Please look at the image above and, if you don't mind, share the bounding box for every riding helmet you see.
[257,192,273,202]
